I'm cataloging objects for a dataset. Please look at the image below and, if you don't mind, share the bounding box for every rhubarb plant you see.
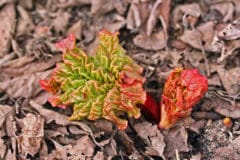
[158,68,208,129]
[40,30,146,130]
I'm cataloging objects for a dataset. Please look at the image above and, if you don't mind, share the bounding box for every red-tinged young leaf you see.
[40,30,146,130]
[55,33,76,52]
[159,68,208,129]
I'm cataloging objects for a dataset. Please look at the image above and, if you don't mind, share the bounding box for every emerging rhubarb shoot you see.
[40,30,146,130]
[159,68,208,129]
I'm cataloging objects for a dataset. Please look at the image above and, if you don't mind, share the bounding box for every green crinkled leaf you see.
[40,30,146,129]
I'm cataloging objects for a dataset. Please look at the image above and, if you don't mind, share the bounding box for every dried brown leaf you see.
[93,151,104,160]
[213,146,240,159]
[126,2,150,30]
[67,20,83,40]
[134,121,165,158]
[18,0,33,9]
[210,2,234,22]
[217,67,240,95]
[1,54,61,78]
[0,3,16,57]
[172,3,202,30]
[0,105,14,127]
[16,5,34,36]
[214,98,240,118]
[91,0,116,15]
[163,126,189,159]
[180,22,215,51]
[0,70,52,98]
[68,135,95,157]
[146,0,162,36]
[218,18,240,40]
[52,11,70,33]
[47,139,68,160]
[133,31,165,50]
[0,139,7,159]
[29,101,102,148]
[17,113,44,157]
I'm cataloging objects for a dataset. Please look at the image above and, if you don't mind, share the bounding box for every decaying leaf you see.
[133,31,166,51]
[214,99,240,119]
[0,139,7,159]
[126,1,150,30]
[0,70,52,98]
[134,122,165,159]
[210,2,234,22]
[68,135,95,158]
[17,113,44,157]
[16,5,34,36]
[163,126,189,159]
[180,21,215,51]
[172,3,202,30]
[217,67,240,95]
[0,105,14,127]
[212,136,240,159]
[0,3,16,57]
[67,20,83,40]
[52,11,70,33]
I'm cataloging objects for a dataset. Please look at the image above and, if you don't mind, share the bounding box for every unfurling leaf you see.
[40,30,146,130]
[159,68,208,129]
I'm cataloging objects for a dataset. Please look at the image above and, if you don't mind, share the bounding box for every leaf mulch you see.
[0,0,240,159]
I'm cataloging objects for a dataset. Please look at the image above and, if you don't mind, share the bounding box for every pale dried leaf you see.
[163,126,189,159]
[52,11,70,33]
[134,122,165,158]
[32,92,51,105]
[172,3,202,29]
[67,20,83,40]
[16,5,34,36]
[29,101,101,147]
[0,3,16,57]
[104,19,126,33]
[126,2,150,30]
[93,151,104,160]
[146,0,162,36]
[18,0,33,9]
[94,119,114,133]
[0,139,6,159]
[48,139,68,160]
[1,54,61,78]
[180,22,215,51]
[190,154,201,160]
[214,99,240,118]
[29,100,71,125]
[210,2,234,22]
[0,70,52,98]
[217,67,240,95]
[39,140,48,159]
[17,113,44,157]
[3,56,35,68]
[45,127,69,138]
[133,31,165,50]
[91,0,115,15]
[0,105,14,127]
[218,18,240,40]
[69,135,95,157]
